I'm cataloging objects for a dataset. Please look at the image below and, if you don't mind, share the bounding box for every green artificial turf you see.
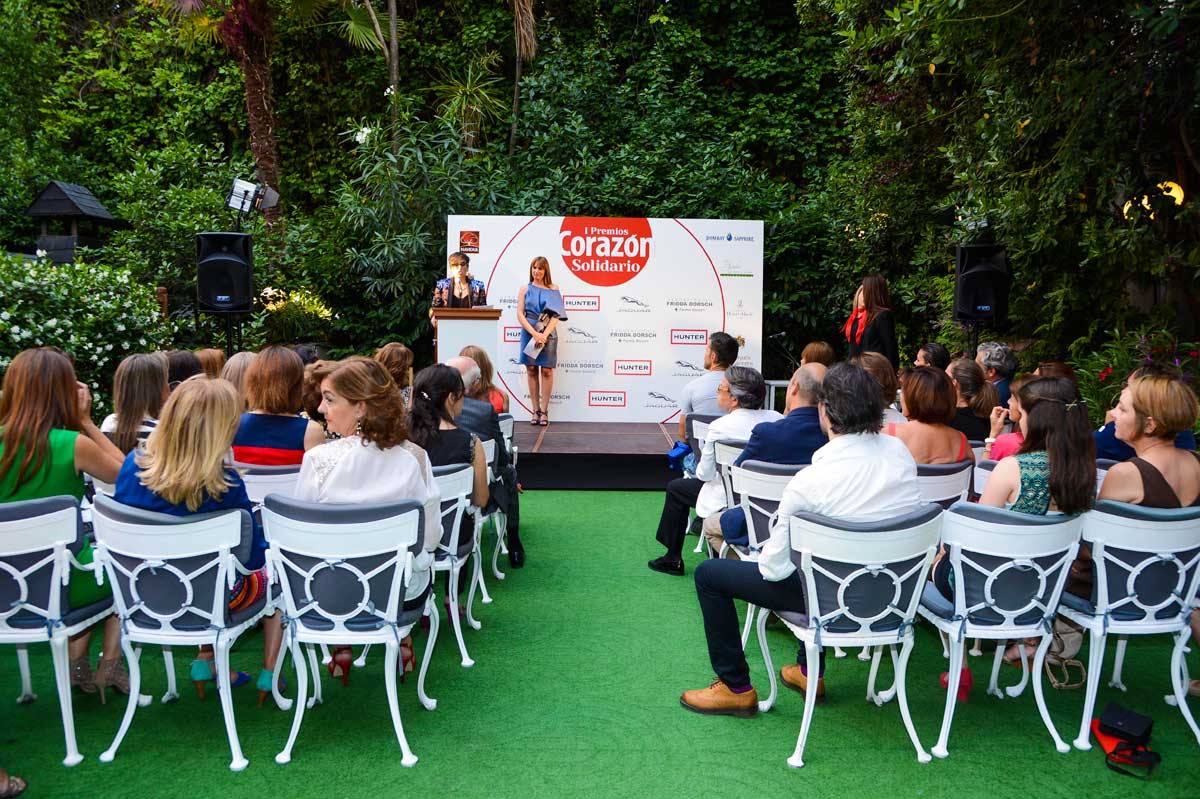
[3,490,1199,798]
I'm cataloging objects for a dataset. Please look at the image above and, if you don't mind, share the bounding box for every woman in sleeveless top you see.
[946,358,998,441]
[887,366,972,464]
[517,256,566,426]
[232,346,325,465]
[1096,374,1200,695]
[1,348,129,699]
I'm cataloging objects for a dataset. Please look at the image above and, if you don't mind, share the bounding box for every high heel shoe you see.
[189,658,250,699]
[399,638,415,684]
[256,669,287,707]
[69,656,97,695]
[939,667,974,703]
[327,646,353,686]
[95,657,130,705]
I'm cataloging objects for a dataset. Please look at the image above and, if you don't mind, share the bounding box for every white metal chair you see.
[479,437,509,587]
[726,460,806,663]
[498,413,516,465]
[918,501,1081,758]
[1058,500,1200,750]
[685,414,720,552]
[262,495,434,766]
[432,463,482,667]
[235,463,302,506]
[916,461,973,507]
[769,504,943,768]
[91,495,271,771]
[973,458,998,498]
[1,496,113,766]
[707,440,746,558]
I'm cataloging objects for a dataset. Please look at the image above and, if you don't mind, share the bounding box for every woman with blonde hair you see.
[220,351,257,404]
[373,342,415,408]
[101,353,169,453]
[295,359,441,682]
[460,344,509,413]
[112,377,284,702]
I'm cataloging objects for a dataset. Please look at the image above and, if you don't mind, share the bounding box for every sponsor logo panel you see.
[613,359,653,376]
[560,217,653,287]
[564,294,600,312]
[671,328,708,346]
[588,390,627,407]
[458,230,480,253]
[612,328,657,344]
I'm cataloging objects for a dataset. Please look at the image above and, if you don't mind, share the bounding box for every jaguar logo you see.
[621,296,650,308]
[675,360,703,372]
[568,327,597,340]
[648,392,676,403]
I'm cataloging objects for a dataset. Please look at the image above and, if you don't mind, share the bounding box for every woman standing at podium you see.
[431,251,487,311]
[517,256,566,426]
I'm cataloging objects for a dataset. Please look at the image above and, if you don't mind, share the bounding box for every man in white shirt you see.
[649,367,781,575]
[676,331,740,442]
[680,362,924,717]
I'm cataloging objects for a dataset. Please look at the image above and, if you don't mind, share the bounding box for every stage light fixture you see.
[226,178,280,214]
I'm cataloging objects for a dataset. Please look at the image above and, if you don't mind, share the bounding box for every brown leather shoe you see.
[680,679,758,717]
[781,664,825,702]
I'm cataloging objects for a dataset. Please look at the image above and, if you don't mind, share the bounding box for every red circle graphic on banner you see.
[559,217,652,287]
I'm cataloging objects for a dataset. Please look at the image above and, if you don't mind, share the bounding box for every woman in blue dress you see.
[517,256,566,426]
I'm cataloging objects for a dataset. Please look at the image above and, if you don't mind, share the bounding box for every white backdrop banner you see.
[446,215,764,423]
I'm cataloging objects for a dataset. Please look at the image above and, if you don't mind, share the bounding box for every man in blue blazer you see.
[703,362,828,555]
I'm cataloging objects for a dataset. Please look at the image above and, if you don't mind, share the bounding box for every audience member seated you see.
[460,344,510,413]
[702,363,828,557]
[976,341,1018,407]
[113,375,284,699]
[231,346,325,465]
[1033,360,1077,382]
[915,342,951,371]
[1098,373,1199,507]
[446,355,523,566]
[676,331,740,442]
[101,353,169,454]
[1094,364,1197,460]
[220,351,257,403]
[291,344,320,366]
[1,348,128,699]
[946,358,997,441]
[166,349,203,389]
[983,375,1030,461]
[800,341,835,367]
[945,377,1095,669]
[300,359,339,437]
[853,351,905,426]
[373,342,415,409]
[887,366,973,464]
[295,359,441,683]
[649,366,781,576]
[679,362,923,715]
[194,348,226,379]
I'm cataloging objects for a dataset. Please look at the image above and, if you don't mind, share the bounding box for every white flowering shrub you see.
[0,254,174,419]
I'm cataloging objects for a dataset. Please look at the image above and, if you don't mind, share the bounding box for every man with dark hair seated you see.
[679,362,923,717]
[702,363,828,556]
[676,331,741,443]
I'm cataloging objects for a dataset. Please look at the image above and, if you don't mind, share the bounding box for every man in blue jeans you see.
[680,363,923,716]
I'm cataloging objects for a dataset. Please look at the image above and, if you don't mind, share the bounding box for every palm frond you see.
[339,5,385,51]
[511,0,537,62]
[287,0,336,23]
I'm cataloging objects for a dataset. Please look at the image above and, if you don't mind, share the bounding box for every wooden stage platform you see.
[512,421,676,490]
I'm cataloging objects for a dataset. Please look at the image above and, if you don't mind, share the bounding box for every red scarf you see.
[843,307,867,344]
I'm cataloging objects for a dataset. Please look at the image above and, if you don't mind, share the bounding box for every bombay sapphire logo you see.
[726,232,733,241]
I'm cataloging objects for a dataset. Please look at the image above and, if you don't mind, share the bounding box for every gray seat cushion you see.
[920,582,955,620]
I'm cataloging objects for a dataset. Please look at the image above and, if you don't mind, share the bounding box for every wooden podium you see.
[432,307,503,366]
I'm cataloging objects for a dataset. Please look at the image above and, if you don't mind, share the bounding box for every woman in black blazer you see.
[843,273,898,369]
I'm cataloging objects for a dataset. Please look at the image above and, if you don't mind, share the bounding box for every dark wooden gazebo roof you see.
[26,180,117,224]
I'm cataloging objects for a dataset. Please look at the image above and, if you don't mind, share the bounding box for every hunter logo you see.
[564,295,600,312]
[588,390,627,407]
[560,217,653,287]
[613,359,652,376]
[671,329,708,346]
[503,326,522,343]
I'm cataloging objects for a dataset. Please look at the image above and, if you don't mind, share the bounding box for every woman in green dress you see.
[1,347,129,699]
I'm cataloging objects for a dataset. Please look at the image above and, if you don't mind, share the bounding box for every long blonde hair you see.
[136,377,240,511]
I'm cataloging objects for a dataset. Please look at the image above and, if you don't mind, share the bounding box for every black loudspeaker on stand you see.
[196,232,253,357]
[953,244,1010,357]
